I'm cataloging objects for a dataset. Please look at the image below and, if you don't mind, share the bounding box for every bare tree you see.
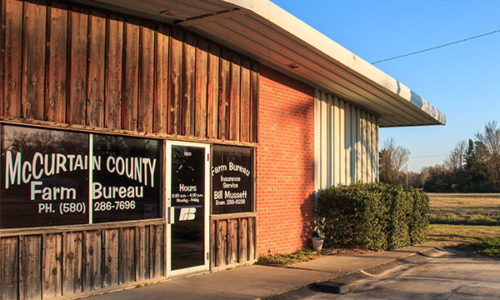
[446,140,467,170]
[475,121,500,157]
[379,138,410,183]
[475,121,500,189]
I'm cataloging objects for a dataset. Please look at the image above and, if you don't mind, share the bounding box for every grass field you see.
[427,193,500,256]
[429,193,500,226]
[427,224,500,243]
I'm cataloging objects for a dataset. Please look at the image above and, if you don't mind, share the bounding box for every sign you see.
[92,135,161,223]
[170,146,205,208]
[212,145,253,214]
[0,125,163,229]
[0,125,89,228]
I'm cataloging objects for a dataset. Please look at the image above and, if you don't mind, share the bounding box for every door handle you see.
[167,207,175,224]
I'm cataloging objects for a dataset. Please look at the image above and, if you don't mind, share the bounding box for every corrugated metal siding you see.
[314,89,379,190]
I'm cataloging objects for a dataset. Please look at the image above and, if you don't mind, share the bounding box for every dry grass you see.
[428,193,500,226]
[428,193,500,208]
[256,249,317,266]
[427,193,500,251]
[427,224,500,244]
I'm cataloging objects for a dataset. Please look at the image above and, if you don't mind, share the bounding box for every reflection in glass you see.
[92,134,162,223]
[212,145,253,214]
[0,125,89,228]
[171,146,205,270]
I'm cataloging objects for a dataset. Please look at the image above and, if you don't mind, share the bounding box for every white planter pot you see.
[312,237,324,251]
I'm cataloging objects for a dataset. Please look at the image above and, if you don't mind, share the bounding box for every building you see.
[0,0,445,298]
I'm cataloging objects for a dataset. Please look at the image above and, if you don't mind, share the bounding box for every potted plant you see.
[311,231,324,251]
[311,214,325,251]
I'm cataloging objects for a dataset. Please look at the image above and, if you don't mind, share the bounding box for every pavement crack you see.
[400,275,485,283]
[284,266,339,274]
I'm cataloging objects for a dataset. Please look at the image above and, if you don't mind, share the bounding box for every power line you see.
[410,154,448,158]
[372,28,500,64]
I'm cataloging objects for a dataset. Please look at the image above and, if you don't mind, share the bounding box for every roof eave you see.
[216,0,446,126]
[77,0,446,127]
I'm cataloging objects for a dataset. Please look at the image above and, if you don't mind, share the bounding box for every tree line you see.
[379,121,500,192]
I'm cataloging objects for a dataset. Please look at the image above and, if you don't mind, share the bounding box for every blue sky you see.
[271,0,500,171]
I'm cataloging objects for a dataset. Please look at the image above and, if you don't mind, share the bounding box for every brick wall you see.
[256,66,315,255]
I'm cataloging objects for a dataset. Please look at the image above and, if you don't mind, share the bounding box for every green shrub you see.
[410,189,430,243]
[316,183,429,250]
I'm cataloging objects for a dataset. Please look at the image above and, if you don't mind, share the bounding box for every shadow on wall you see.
[300,192,315,248]
[288,98,315,249]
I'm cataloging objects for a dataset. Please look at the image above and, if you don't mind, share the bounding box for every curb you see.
[265,247,442,299]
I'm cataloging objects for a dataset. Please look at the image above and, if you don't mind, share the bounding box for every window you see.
[0,125,162,228]
[212,145,254,214]
[92,134,162,223]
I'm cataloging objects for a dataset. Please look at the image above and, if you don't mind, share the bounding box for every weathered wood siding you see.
[210,216,256,269]
[0,223,165,299]
[0,0,258,143]
[314,89,379,188]
[0,0,259,298]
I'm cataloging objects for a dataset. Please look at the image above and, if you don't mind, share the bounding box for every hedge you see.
[316,183,429,250]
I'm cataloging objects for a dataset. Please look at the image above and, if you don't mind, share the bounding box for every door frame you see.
[166,141,210,277]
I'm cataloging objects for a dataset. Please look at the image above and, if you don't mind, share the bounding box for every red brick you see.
[256,66,315,255]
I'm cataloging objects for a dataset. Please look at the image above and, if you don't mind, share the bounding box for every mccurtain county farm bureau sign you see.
[0,126,255,228]
[0,125,161,228]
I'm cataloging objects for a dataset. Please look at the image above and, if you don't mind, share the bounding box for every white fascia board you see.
[222,0,446,125]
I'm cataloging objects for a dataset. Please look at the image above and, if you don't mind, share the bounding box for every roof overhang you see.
[78,0,446,127]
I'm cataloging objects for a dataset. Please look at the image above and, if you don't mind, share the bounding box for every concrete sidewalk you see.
[84,244,439,300]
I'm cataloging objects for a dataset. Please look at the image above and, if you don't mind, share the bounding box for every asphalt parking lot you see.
[271,249,500,299]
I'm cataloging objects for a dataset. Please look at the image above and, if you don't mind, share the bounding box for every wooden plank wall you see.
[210,217,256,269]
[0,1,260,297]
[0,0,259,143]
[0,224,165,299]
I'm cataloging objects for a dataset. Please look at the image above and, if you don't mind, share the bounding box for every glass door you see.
[166,141,210,276]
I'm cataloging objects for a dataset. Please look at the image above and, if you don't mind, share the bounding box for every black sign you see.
[92,135,161,223]
[0,125,163,229]
[212,145,253,214]
[0,126,89,228]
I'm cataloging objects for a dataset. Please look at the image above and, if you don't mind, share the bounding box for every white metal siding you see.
[344,103,351,184]
[314,89,379,188]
